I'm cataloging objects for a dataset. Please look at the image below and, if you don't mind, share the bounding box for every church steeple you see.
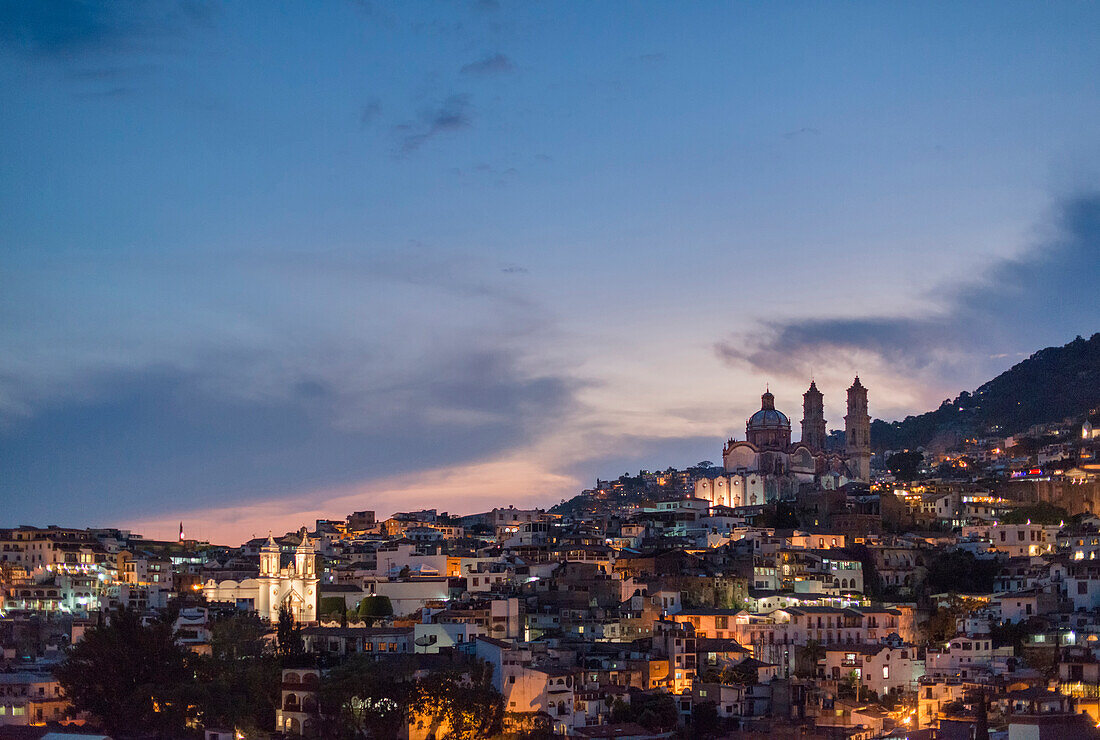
[801,380,826,450]
[845,376,871,482]
[294,527,315,577]
[260,532,280,577]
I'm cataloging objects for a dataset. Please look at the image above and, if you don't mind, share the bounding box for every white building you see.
[358,577,450,617]
[995,589,1059,623]
[819,642,924,696]
[473,637,577,734]
[694,474,765,508]
[0,671,67,727]
[203,530,319,623]
[961,523,1061,558]
[275,667,320,735]
[925,634,1015,680]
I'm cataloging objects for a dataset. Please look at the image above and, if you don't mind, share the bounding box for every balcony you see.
[281,681,317,691]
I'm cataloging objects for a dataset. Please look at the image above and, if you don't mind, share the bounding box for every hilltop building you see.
[695,378,871,506]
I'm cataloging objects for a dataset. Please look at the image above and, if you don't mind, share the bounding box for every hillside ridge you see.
[871,332,1100,451]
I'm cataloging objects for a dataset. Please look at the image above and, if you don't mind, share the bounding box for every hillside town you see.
[3,384,1100,738]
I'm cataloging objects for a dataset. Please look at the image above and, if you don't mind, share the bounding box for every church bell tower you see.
[844,376,871,483]
[800,380,826,450]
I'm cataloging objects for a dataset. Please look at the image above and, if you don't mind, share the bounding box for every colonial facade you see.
[695,378,872,506]
[203,528,319,623]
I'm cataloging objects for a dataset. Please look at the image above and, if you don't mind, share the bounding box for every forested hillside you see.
[872,333,1100,451]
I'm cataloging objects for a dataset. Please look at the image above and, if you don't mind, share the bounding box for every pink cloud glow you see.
[124,455,579,545]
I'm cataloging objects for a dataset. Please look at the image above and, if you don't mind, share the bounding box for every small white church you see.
[204,528,319,623]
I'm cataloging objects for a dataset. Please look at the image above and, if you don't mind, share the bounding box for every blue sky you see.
[1,1,1098,541]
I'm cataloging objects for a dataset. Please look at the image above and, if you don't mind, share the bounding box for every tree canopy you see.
[924,550,999,595]
[195,612,281,733]
[611,692,679,731]
[55,608,195,736]
[357,595,394,622]
[886,450,924,481]
[1000,501,1068,525]
[56,608,282,737]
[316,655,503,739]
[276,603,304,657]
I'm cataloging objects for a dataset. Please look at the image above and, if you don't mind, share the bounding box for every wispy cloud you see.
[360,97,382,127]
[394,94,473,153]
[0,0,127,55]
[716,194,1100,400]
[460,53,514,75]
[783,127,820,140]
[0,244,575,523]
[0,0,212,58]
[0,353,575,523]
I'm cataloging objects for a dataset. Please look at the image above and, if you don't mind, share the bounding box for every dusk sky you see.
[2,1,1098,543]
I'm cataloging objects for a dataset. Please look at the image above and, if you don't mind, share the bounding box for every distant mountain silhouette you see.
[872,333,1100,451]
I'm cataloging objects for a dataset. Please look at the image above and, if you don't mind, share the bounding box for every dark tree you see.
[885,450,924,481]
[756,502,800,529]
[796,640,825,678]
[973,687,989,740]
[316,655,502,739]
[194,613,281,733]
[924,595,989,643]
[356,595,394,625]
[410,662,504,739]
[55,608,194,736]
[990,619,1033,651]
[612,692,679,731]
[1000,502,1068,525]
[319,596,348,620]
[210,610,268,660]
[924,550,999,594]
[317,655,415,738]
[691,700,721,738]
[276,604,304,657]
[725,662,759,686]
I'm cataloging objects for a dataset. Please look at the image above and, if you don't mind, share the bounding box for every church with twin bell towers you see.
[694,377,872,507]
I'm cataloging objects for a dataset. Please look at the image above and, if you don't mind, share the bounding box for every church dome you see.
[748,407,790,429]
[747,391,790,430]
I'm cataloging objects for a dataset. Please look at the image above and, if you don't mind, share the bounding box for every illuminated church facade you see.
[694,378,871,506]
[203,528,319,623]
